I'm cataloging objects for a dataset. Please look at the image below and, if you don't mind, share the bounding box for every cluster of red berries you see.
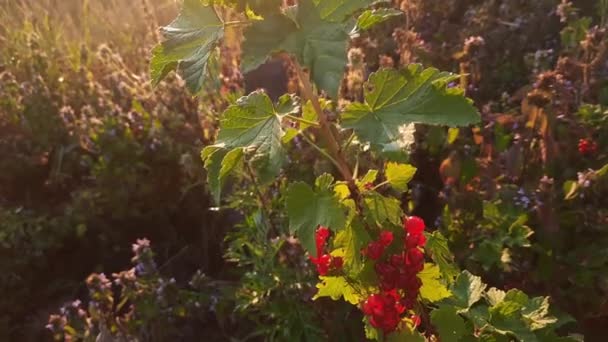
[578,138,598,155]
[361,216,427,334]
[309,226,343,276]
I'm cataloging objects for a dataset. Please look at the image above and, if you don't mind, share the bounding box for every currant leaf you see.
[313,0,375,22]
[242,0,349,98]
[448,271,487,311]
[384,327,426,342]
[425,231,459,284]
[333,215,371,275]
[151,0,223,93]
[355,8,403,31]
[286,174,347,254]
[341,65,480,147]
[419,263,452,303]
[362,192,403,227]
[385,162,417,193]
[201,92,297,202]
[201,147,244,203]
[431,307,469,342]
[313,276,361,305]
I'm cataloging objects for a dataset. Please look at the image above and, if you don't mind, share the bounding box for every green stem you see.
[223,20,250,27]
[300,132,342,170]
[342,131,356,150]
[372,180,389,191]
[285,114,320,128]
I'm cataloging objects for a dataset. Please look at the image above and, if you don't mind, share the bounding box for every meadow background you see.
[1,0,607,340]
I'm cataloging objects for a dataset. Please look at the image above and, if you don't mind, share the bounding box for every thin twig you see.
[300,131,342,168]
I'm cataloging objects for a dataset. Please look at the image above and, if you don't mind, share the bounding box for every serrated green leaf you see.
[286,176,347,254]
[313,276,361,305]
[357,169,379,190]
[315,173,335,190]
[465,304,490,328]
[449,271,487,311]
[385,162,417,192]
[200,146,244,202]
[364,318,381,341]
[151,0,223,93]
[334,218,371,275]
[217,91,294,171]
[522,297,557,330]
[425,231,459,284]
[385,327,426,342]
[201,91,297,202]
[242,0,349,98]
[356,8,402,31]
[342,65,480,146]
[363,192,403,226]
[431,307,468,342]
[485,288,506,306]
[202,147,227,203]
[489,300,538,342]
[313,0,375,22]
[419,263,452,303]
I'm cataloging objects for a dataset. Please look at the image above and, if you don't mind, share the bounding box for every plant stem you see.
[285,114,320,128]
[291,59,354,183]
[290,57,366,215]
[223,20,250,27]
[300,132,342,169]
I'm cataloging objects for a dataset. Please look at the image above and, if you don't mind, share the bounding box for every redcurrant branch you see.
[289,56,367,215]
[291,58,354,183]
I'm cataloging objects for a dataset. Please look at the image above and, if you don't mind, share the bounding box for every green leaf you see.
[465,304,491,328]
[449,271,487,311]
[419,263,452,303]
[342,65,480,146]
[489,301,538,342]
[485,287,506,306]
[431,307,468,342]
[597,163,608,177]
[522,297,558,330]
[364,318,381,341]
[286,174,347,254]
[334,217,371,275]
[385,327,426,342]
[357,169,379,190]
[563,180,578,200]
[151,0,224,93]
[385,162,417,192]
[447,127,460,144]
[363,192,403,226]
[313,0,375,22]
[356,8,402,31]
[300,100,326,130]
[218,91,295,171]
[313,276,361,305]
[425,231,459,284]
[202,147,244,203]
[242,0,349,98]
[201,92,297,202]
[202,147,226,203]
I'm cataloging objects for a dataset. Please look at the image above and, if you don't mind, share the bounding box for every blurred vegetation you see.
[0,0,229,340]
[0,0,607,340]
